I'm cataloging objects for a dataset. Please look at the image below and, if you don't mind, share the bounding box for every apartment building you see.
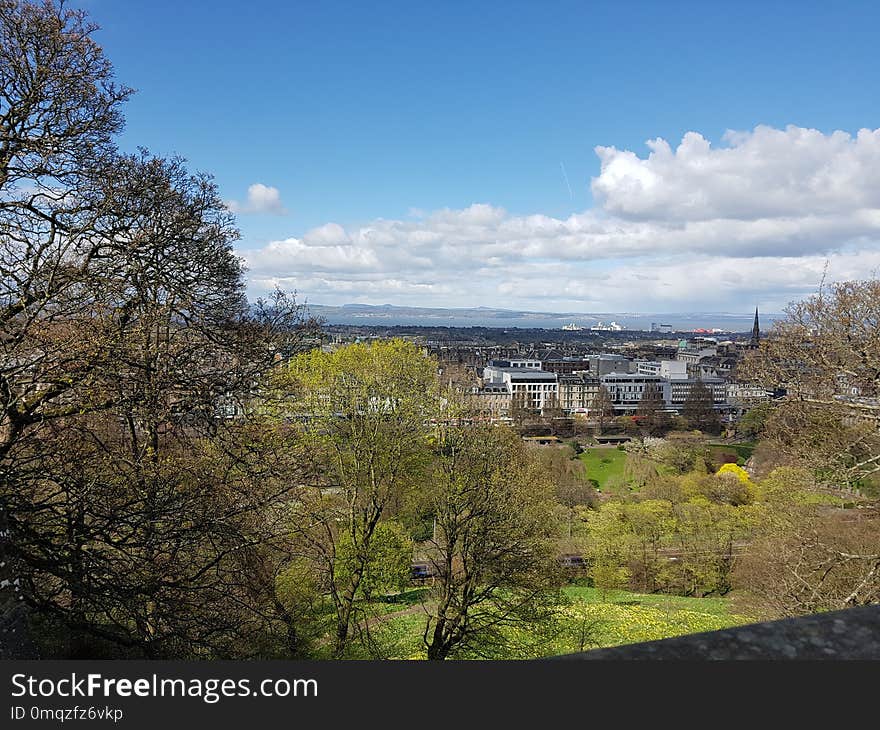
[558,372,601,412]
[469,384,512,416]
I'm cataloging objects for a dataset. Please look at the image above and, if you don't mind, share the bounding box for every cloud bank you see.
[228,183,287,215]
[240,125,880,313]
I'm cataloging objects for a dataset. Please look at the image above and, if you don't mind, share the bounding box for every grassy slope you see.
[578,447,627,489]
[561,585,732,616]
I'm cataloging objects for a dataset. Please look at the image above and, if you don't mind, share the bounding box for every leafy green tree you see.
[335,521,413,601]
[421,421,561,660]
[583,470,759,598]
[582,502,633,597]
[664,495,756,597]
[625,500,675,592]
[736,403,773,440]
[272,339,437,657]
[590,562,631,602]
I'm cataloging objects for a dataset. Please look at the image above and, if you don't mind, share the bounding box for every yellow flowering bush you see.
[716,462,753,485]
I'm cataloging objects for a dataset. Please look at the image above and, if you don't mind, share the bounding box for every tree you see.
[682,379,720,434]
[335,521,413,602]
[1,1,326,660]
[584,500,678,595]
[736,403,773,440]
[663,500,746,597]
[582,466,758,599]
[537,445,597,539]
[739,279,880,490]
[3,150,316,658]
[589,385,614,434]
[582,503,633,599]
[734,503,880,619]
[623,452,660,490]
[272,339,437,658]
[647,432,712,474]
[0,1,132,646]
[0,0,131,455]
[590,563,631,602]
[421,421,561,660]
[636,383,669,434]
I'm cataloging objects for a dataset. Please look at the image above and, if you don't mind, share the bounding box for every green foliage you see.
[648,437,712,475]
[623,453,660,489]
[582,469,758,596]
[755,466,841,506]
[422,424,563,660]
[736,404,773,439]
[335,521,414,600]
[269,339,438,656]
[276,558,322,611]
[590,562,632,602]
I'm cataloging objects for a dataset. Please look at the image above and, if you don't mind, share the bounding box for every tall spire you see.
[750,307,760,348]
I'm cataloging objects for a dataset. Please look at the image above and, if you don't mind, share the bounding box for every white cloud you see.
[592,125,880,221]
[227,183,287,215]
[239,125,880,312]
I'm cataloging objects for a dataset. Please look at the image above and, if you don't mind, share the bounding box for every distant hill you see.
[300,303,778,332]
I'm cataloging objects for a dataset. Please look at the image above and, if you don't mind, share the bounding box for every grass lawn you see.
[367,587,431,614]
[708,442,755,465]
[578,447,627,490]
[362,583,752,659]
[562,585,732,617]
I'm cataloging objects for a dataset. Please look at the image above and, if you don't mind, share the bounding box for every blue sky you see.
[86,0,880,313]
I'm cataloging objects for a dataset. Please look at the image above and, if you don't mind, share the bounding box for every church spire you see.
[750,307,760,348]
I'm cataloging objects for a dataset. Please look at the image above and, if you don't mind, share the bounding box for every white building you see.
[726,382,772,407]
[667,378,728,409]
[636,360,687,379]
[659,360,688,380]
[600,373,668,412]
[483,365,559,414]
[484,358,541,374]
